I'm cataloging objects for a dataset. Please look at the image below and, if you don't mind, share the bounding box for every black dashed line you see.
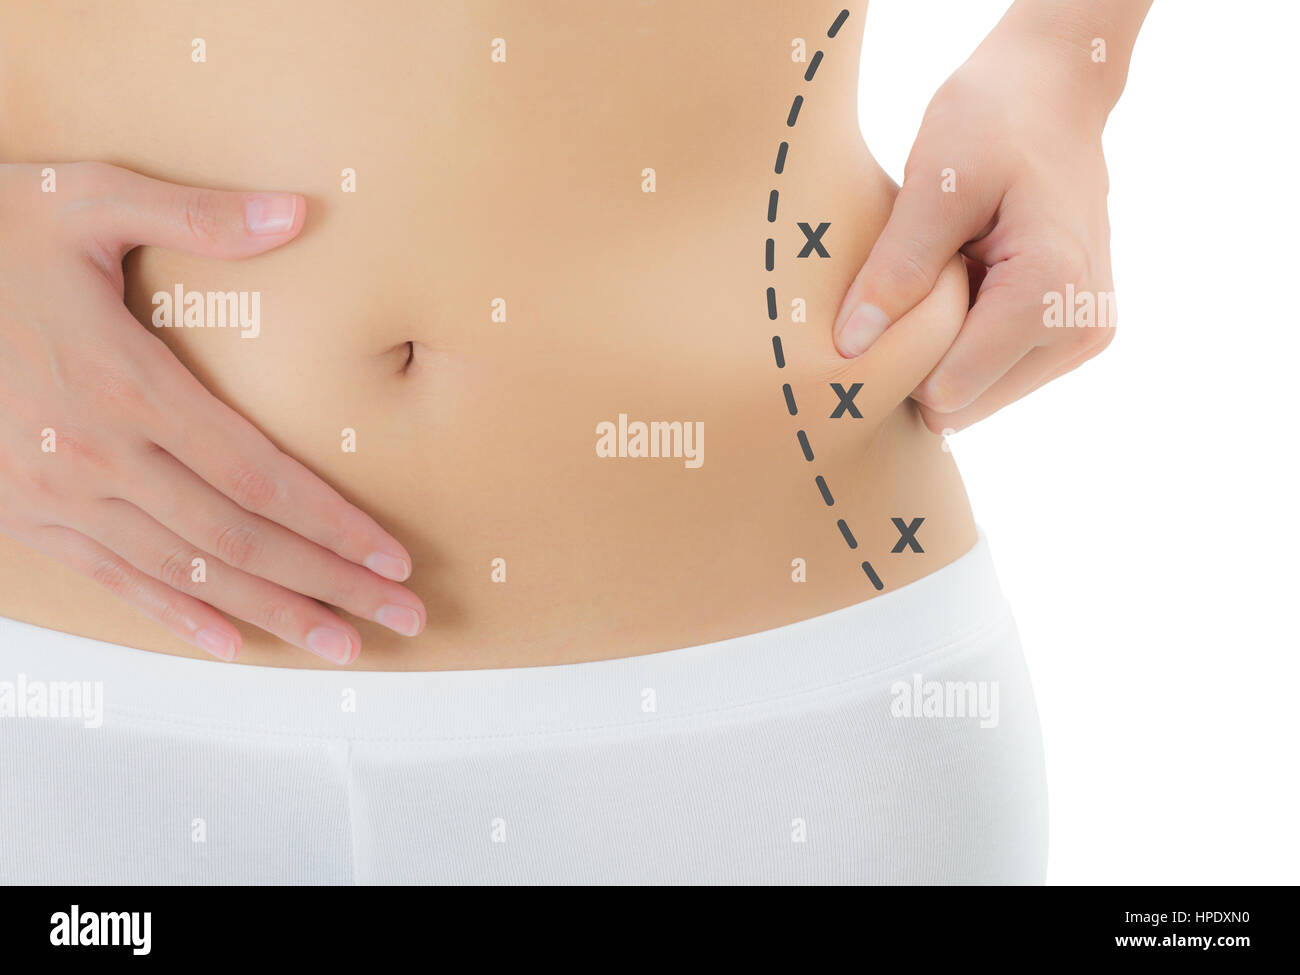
[782,384,798,416]
[805,51,823,81]
[796,430,814,461]
[861,561,884,590]
[786,95,803,127]
[765,11,878,589]
[836,519,858,549]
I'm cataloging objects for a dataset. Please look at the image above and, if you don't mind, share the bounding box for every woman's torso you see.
[0,0,974,669]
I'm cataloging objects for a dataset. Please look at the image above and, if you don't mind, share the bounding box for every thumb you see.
[834,162,992,357]
[76,163,305,261]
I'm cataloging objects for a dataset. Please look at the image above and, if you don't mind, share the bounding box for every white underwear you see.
[0,530,1047,884]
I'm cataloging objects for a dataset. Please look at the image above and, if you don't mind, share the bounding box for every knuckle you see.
[157,546,197,589]
[213,519,261,568]
[1067,320,1100,349]
[919,81,964,132]
[1034,238,1091,288]
[256,599,301,637]
[6,458,58,506]
[49,426,115,480]
[1075,322,1116,359]
[180,190,224,244]
[228,466,281,513]
[87,555,132,595]
[54,349,155,419]
[7,436,104,506]
[86,368,152,419]
[874,246,934,303]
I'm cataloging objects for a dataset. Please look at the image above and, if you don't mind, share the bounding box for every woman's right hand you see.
[0,162,427,664]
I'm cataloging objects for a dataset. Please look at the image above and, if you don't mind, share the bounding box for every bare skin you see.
[835,0,1150,428]
[0,0,975,670]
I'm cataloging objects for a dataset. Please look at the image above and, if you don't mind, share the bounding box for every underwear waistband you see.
[0,530,1010,744]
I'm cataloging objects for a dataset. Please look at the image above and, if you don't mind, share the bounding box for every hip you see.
[0,529,1046,884]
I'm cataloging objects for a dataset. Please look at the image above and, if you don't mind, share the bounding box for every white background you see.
[859,0,1299,884]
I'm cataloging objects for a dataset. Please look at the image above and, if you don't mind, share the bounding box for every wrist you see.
[993,0,1149,122]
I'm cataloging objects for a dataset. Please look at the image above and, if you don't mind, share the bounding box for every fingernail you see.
[245,194,298,235]
[835,303,891,357]
[306,626,355,664]
[376,604,422,637]
[196,627,238,662]
[364,551,411,582]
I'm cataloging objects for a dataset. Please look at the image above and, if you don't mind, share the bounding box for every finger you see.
[911,259,1047,414]
[118,444,425,637]
[137,348,414,582]
[833,155,999,357]
[79,498,365,665]
[22,523,243,662]
[68,162,305,261]
[918,333,1114,433]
